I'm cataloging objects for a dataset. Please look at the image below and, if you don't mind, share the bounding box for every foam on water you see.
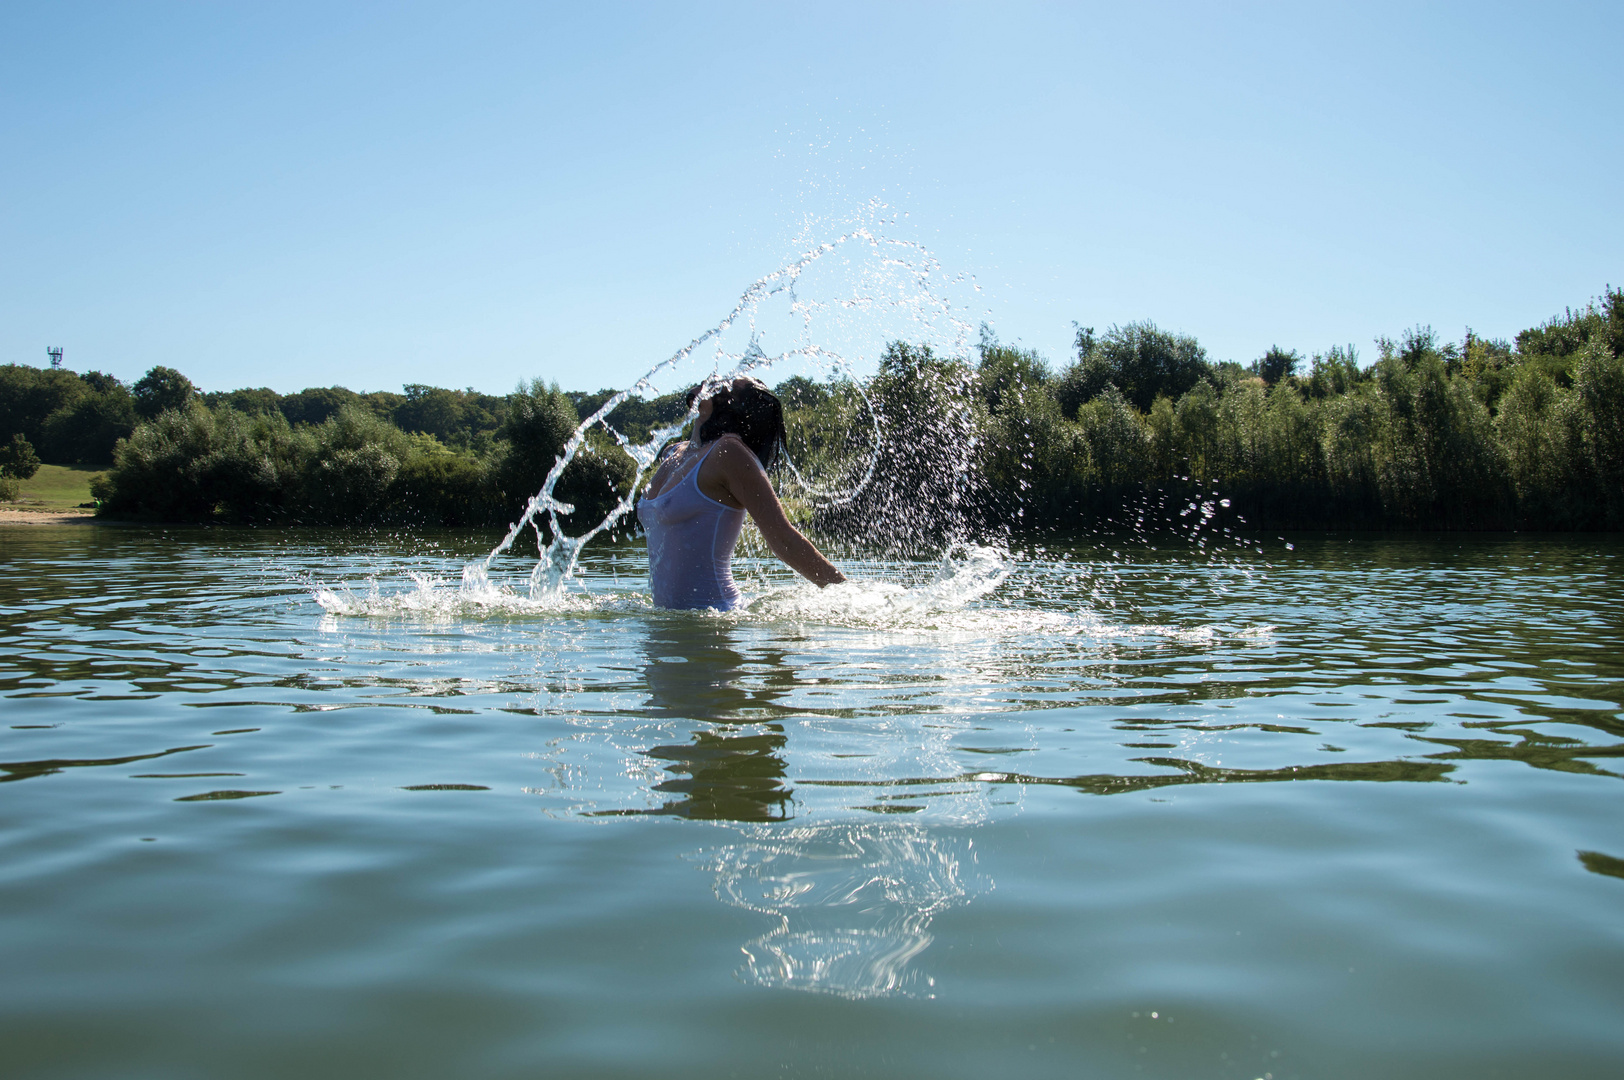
[312,543,1015,630]
[311,543,1263,655]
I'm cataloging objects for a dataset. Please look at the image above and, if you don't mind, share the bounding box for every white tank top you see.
[637,441,747,610]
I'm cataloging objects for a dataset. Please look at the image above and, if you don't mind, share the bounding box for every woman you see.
[637,376,846,610]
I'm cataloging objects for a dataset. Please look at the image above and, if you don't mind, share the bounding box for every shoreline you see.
[0,507,100,525]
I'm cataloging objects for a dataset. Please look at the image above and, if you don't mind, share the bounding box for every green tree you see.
[40,383,137,464]
[568,388,617,420]
[281,386,362,427]
[815,342,982,550]
[495,379,632,531]
[394,384,501,449]
[1516,297,1614,373]
[772,375,830,412]
[1303,347,1364,397]
[209,387,283,415]
[0,364,90,449]
[974,341,1071,523]
[1074,385,1152,488]
[361,390,406,422]
[1459,333,1518,412]
[1056,320,1210,415]
[1371,337,1510,525]
[80,371,124,395]
[132,366,197,420]
[1496,365,1582,526]
[1255,346,1300,386]
[1570,342,1624,525]
[975,343,1050,417]
[602,390,688,443]
[1168,380,1221,479]
[395,384,466,442]
[0,433,42,480]
[1319,388,1384,520]
[1604,285,1624,360]
[299,406,409,523]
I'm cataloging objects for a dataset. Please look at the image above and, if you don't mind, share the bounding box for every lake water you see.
[2,522,1621,1079]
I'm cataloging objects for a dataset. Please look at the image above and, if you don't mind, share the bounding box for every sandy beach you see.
[0,507,99,525]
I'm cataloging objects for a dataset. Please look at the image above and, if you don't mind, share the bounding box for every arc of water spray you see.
[472,221,976,599]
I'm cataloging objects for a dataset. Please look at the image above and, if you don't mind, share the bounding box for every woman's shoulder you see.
[706,433,758,468]
[658,438,691,463]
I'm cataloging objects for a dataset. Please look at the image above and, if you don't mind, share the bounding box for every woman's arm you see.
[705,438,847,586]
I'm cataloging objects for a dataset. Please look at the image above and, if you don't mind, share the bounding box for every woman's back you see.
[637,440,746,610]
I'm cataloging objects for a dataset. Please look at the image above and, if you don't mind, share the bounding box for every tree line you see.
[2,285,1620,532]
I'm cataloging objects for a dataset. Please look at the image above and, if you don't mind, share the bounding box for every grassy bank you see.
[8,464,101,511]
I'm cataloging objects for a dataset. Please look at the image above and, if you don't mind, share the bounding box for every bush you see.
[101,401,502,525]
[102,404,303,522]
[387,451,491,526]
[88,473,114,505]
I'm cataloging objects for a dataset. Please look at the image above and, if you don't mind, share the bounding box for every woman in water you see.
[637,376,846,610]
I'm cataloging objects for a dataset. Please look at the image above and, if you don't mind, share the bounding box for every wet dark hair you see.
[684,377,786,470]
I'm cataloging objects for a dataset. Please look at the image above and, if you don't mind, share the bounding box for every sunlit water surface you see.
[2,523,1621,1079]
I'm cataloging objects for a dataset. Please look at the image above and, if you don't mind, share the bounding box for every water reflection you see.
[0,744,209,783]
[696,822,975,998]
[1578,849,1624,880]
[562,619,989,997]
[632,622,793,821]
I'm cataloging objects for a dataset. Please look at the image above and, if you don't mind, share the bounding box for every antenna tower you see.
[47,346,64,368]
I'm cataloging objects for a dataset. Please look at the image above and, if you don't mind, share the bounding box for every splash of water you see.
[477,207,980,601]
[311,543,1007,628]
[309,204,1286,626]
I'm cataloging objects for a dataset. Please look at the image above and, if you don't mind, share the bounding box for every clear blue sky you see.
[3,2,1620,395]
